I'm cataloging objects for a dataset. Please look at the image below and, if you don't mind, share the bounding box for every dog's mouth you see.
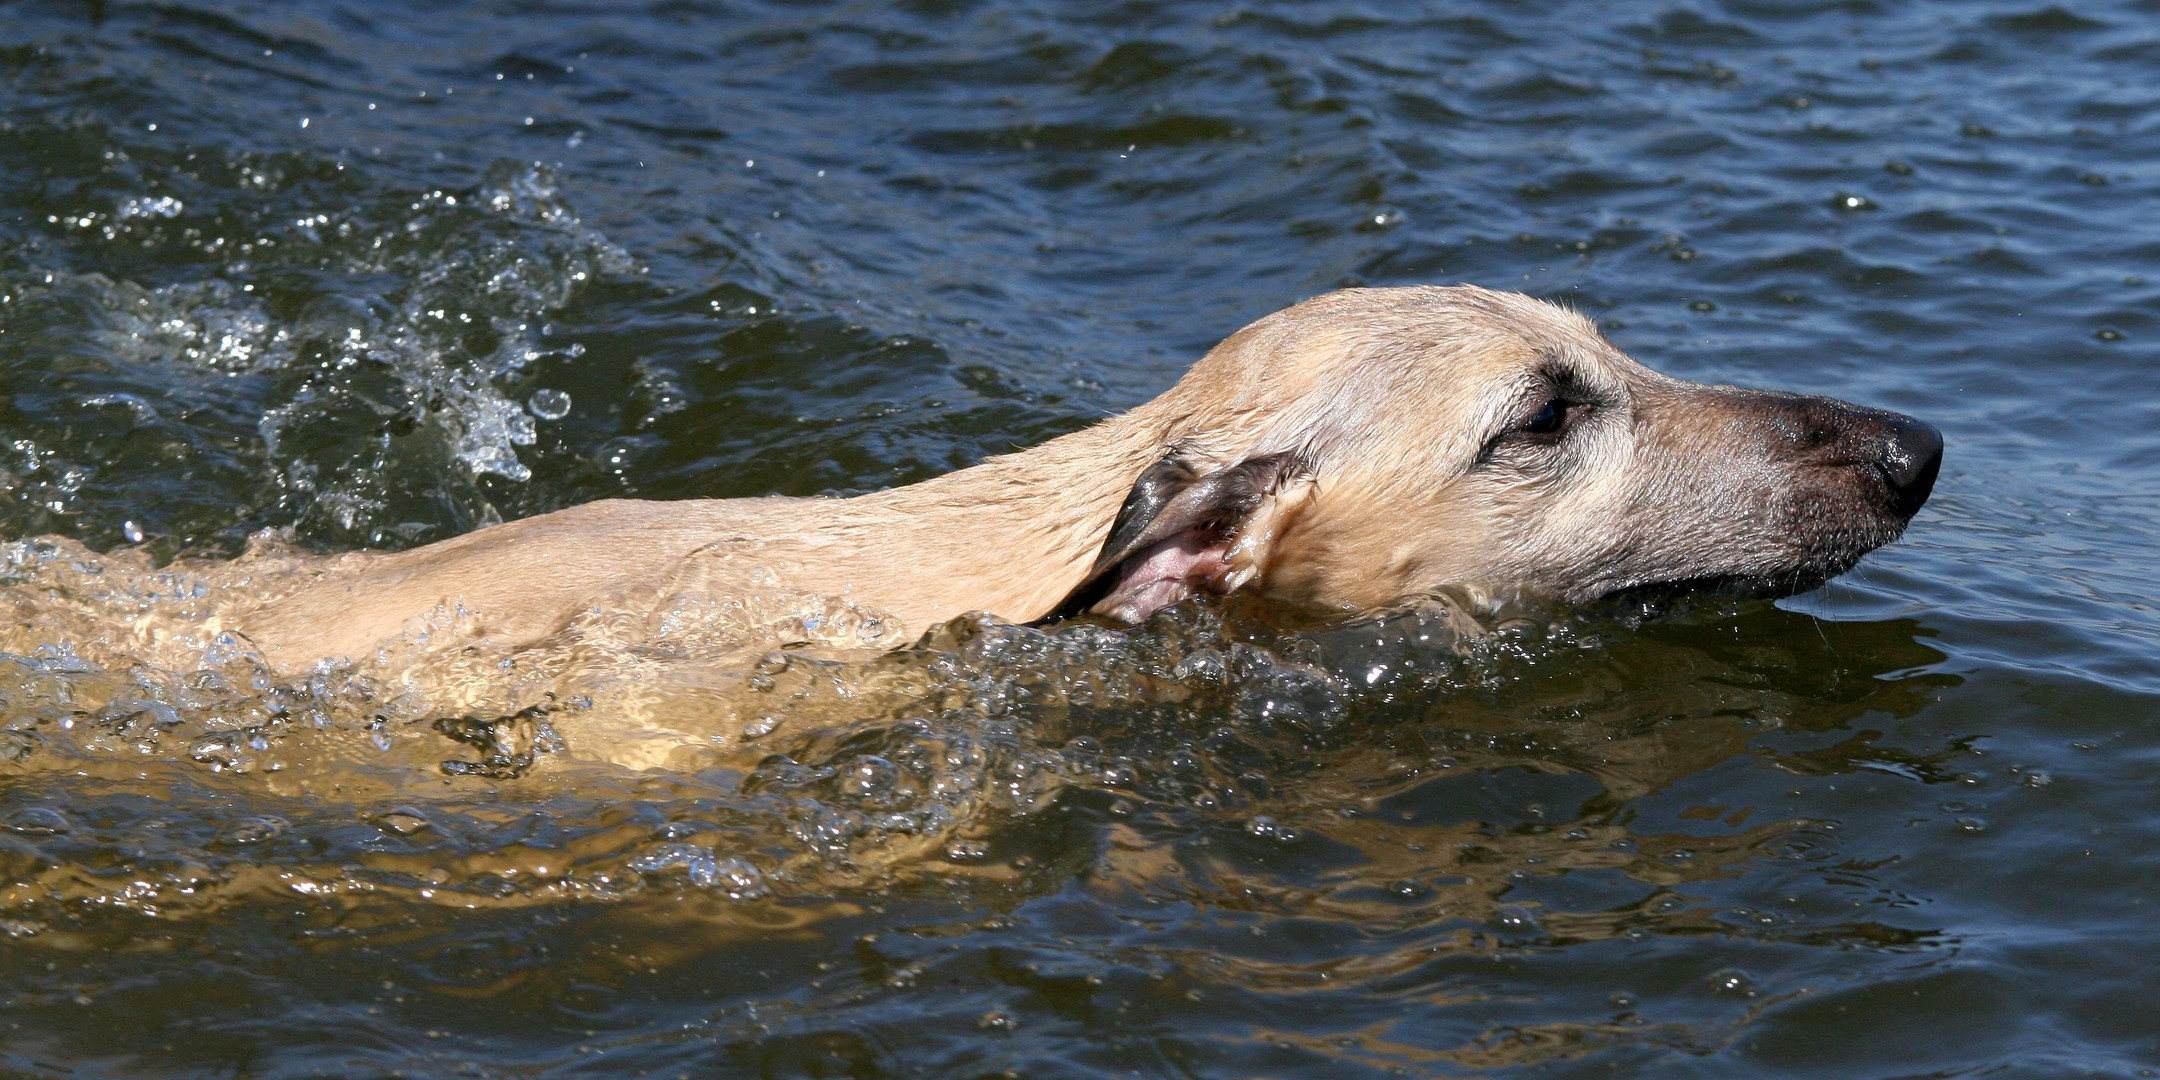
[1596,528,1901,611]
[1601,571,1831,611]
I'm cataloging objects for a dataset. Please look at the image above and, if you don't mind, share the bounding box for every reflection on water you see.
[6,0,2160,1074]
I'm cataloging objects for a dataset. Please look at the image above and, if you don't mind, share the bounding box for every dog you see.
[232,284,1941,675]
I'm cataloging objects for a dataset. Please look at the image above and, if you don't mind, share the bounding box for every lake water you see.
[3,1,2158,1076]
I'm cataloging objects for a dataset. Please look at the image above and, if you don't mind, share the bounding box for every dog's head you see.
[1060,285,1941,623]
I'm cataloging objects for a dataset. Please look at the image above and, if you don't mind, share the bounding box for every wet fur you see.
[235,285,1935,673]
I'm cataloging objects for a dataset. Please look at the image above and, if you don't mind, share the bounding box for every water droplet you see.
[121,520,145,543]
[114,195,183,220]
[528,388,572,420]
[1708,968,1759,996]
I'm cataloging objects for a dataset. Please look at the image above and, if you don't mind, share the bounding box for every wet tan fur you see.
[237,285,1888,673]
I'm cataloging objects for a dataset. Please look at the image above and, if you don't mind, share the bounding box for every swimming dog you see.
[234,284,1941,673]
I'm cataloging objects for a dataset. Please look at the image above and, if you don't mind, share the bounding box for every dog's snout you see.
[1733,391,1943,520]
[1873,411,1942,517]
[1788,396,1942,519]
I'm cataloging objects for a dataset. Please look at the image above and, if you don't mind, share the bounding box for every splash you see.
[1,154,635,548]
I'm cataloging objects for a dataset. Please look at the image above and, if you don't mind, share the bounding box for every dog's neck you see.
[834,409,1171,627]
[234,389,1197,670]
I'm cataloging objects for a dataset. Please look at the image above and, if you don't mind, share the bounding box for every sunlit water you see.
[4,1,2159,1076]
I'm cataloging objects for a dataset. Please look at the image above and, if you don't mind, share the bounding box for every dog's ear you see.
[1052,450,1314,623]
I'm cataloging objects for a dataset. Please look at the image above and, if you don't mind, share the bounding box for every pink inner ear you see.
[1089,528,1230,624]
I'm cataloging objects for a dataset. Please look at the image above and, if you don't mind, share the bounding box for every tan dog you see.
[236,285,1940,673]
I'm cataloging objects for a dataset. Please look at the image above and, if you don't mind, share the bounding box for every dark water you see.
[3,0,2158,1075]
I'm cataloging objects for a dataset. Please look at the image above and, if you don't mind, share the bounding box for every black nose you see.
[1764,393,1944,519]
[1876,412,1942,518]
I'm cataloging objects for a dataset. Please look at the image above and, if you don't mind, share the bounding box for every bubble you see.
[1490,906,1540,935]
[702,856,769,900]
[1235,665,1342,732]
[629,843,768,899]
[214,816,287,846]
[369,808,432,835]
[528,387,572,419]
[840,756,902,799]
[188,732,255,773]
[1172,647,1227,683]
[3,807,70,835]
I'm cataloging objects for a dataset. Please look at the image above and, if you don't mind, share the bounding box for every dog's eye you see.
[1522,397,1569,435]
[1475,392,1590,467]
